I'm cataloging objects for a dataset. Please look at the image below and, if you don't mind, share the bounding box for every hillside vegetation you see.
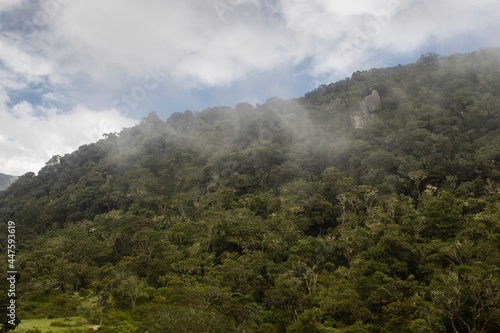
[1,48,500,332]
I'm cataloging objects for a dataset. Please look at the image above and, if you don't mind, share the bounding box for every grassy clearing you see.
[14,317,93,332]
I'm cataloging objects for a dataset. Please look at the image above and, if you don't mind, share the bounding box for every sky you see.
[0,0,499,176]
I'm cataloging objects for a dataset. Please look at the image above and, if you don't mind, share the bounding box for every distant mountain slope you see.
[0,173,18,191]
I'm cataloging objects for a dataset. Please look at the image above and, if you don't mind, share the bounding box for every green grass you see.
[14,317,93,332]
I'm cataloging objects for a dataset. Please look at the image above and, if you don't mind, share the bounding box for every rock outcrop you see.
[351,90,381,128]
[364,90,382,113]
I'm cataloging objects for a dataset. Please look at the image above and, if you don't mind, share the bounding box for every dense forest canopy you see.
[1,48,500,332]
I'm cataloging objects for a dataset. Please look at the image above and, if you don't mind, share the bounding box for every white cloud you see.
[3,0,499,92]
[0,101,138,175]
[4,1,500,82]
[0,0,24,12]
[0,37,52,78]
[46,0,294,87]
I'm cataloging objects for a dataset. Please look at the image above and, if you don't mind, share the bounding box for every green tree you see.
[90,265,117,326]
[431,266,500,333]
[116,272,147,312]
[422,191,463,240]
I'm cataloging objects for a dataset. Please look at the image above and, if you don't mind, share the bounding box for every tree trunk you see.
[99,299,104,326]
[131,296,136,313]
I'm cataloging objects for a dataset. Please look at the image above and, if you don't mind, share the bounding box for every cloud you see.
[3,0,500,94]
[278,0,500,77]
[45,0,294,87]
[0,100,138,175]
[0,0,24,12]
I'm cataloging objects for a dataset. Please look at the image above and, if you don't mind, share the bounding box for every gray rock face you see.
[364,90,381,113]
[351,90,381,128]
[350,114,365,129]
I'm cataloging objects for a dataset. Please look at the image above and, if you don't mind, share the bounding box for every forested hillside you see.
[1,49,500,332]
